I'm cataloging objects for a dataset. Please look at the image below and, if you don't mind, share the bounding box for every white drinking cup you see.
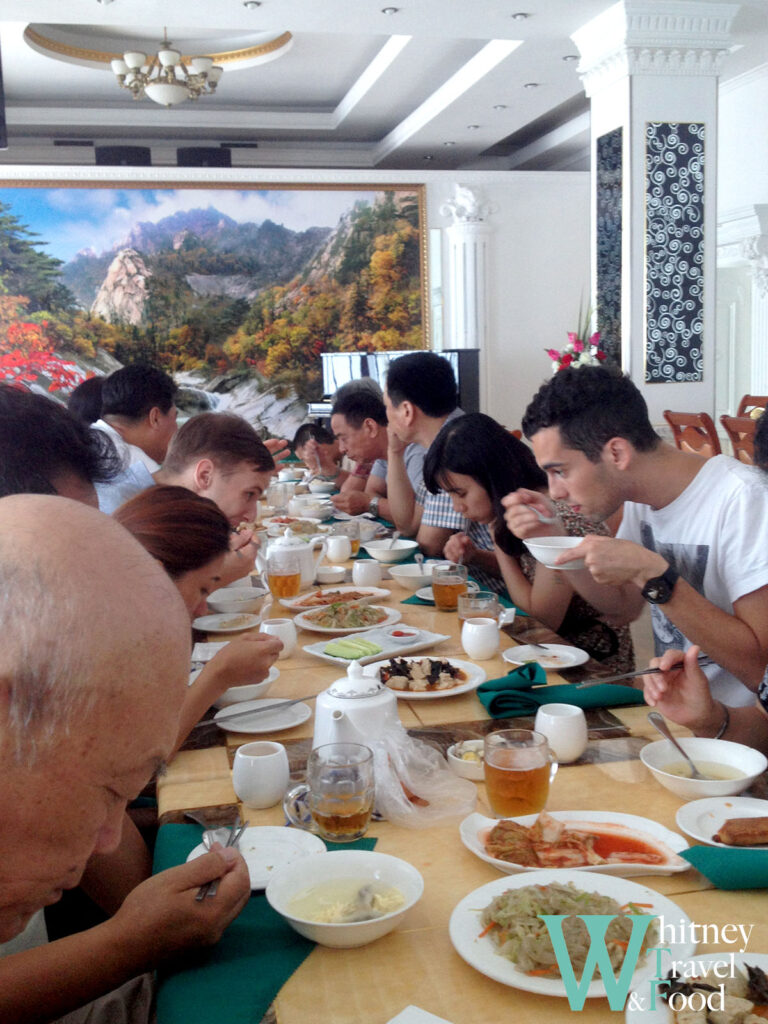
[460,616,500,660]
[260,617,298,659]
[533,703,588,763]
[232,741,290,809]
[325,535,352,562]
[352,560,382,586]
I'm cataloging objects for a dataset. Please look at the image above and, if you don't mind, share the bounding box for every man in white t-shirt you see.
[92,363,178,472]
[503,366,768,708]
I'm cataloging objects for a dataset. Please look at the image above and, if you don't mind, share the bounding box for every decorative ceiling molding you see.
[718,204,768,297]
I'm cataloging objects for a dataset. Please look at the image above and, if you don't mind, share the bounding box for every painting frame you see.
[0,175,429,431]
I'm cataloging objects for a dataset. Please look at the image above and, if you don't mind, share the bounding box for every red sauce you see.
[587,830,662,859]
[391,630,416,637]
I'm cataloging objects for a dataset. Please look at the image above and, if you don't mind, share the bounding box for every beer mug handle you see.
[467,581,480,592]
[548,752,559,784]
[282,783,320,833]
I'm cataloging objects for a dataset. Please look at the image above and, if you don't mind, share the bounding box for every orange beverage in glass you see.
[484,729,554,817]
[267,571,302,599]
[349,538,361,557]
[432,562,469,610]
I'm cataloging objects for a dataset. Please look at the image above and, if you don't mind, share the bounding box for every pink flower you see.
[572,337,584,353]
[589,331,600,347]
[559,353,574,368]
[595,350,607,361]
[546,348,560,360]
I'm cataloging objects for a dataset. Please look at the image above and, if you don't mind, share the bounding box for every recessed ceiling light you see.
[423,154,434,161]
[562,54,578,62]
[493,104,508,110]
[523,82,539,89]
[243,0,261,6]
[443,141,456,147]
[466,124,480,130]
[381,6,399,13]
[511,12,530,20]
[96,0,115,5]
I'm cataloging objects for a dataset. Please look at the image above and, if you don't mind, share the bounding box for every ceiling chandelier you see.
[110,30,223,107]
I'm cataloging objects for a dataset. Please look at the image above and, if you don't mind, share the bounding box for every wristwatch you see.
[368,495,380,518]
[641,566,680,604]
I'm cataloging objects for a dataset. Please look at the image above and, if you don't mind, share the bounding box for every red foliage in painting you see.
[0,300,80,391]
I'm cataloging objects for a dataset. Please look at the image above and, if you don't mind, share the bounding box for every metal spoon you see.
[647,711,712,780]
[525,503,560,525]
[388,530,401,549]
[414,551,424,571]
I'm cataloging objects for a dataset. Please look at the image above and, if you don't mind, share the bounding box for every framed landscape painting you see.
[0,180,427,435]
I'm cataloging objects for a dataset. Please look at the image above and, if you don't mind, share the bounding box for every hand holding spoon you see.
[647,711,712,780]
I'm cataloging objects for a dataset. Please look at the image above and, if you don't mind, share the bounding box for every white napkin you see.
[191,641,229,663]
[386,1008,454,1024]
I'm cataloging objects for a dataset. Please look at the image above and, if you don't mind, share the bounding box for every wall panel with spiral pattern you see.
[645,121,705,383]
[596,127,623,368]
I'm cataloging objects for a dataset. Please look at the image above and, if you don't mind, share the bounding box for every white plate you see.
[303,626,451,666]
[364,656,486,700]
[449,870,694,999]
[502,643,589,670]
[213,698,312,733]
[278,585,391,611]
[186,826,325,890]
[675,796,768,847]
[459,811,690,877]
[415,586,434,602]
[625,951,768,1021]
[293,605,401,634]
[192,612,262,634]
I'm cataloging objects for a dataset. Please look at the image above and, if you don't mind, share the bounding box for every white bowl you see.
[278,468,305,482]
[316,565,347,585]
[447,740,485,781]
[523,536,584,570]
[213,665,281,708]
[206,586,269,615]
[362,539,420,564]
[358,519,381,543]
[265,850,423,948]
[387,562,435,591]
[308,479,337,494]
[640,736,768,799]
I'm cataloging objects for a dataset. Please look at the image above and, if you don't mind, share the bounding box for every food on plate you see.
[453,740,484,764]
[305,603,388,630]
[483,811,676,868]
[478,880,658,978]
[293,589,373,608]
[390,629,418,639]
[662,962,768,1022]
[713,816,768,846]
[378,657,468,691]
[211,614,254,630]
[663,760,746,781]
[288,878,405,924]
[323,637,383,659]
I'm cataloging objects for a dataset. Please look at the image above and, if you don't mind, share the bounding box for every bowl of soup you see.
[640,736,768,799]
[265,850,423,948]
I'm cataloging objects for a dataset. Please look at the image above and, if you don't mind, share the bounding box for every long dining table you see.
[156,561,768,1024]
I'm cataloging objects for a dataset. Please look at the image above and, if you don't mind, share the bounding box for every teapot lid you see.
[275,529,308,548]
[328,659,386,699]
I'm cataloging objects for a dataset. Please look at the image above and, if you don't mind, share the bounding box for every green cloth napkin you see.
[401,590,521,612]
[476,663,646,717]
[153,824,377,1024]
[680,845,768,890]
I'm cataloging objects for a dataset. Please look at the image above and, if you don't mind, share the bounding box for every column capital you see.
[572,0,739,95]
[439,184,496,225]
[718,205,768,294]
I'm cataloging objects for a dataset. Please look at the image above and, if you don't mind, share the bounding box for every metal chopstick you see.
[194,694,317,729]
[195,816,248,901]
[575,654,712,689]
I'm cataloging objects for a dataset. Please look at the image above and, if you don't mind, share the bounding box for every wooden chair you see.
[720,414,756,464]
[736,395,768,417]
[663,410,721,458]
[508,429,523,440]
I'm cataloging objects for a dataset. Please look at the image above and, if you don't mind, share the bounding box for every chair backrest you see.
[736,394,768,417]
[508,428,523,440]
[720,414,756,464]
[663,410,721,458]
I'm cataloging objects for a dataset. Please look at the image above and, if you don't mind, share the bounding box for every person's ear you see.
[193,458,215,491]
[147,406,161,429]
[603,437,633,471]
[400,400,416,426]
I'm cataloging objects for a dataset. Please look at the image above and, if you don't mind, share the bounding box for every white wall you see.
[718,65,768,215]
[0,164,591,432]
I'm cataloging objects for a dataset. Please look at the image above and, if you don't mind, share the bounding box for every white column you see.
[572,0,738,425]
[440,185,494,352]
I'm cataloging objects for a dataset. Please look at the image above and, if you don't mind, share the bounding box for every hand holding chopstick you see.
[195,817,248,901]
[576,652,712,688]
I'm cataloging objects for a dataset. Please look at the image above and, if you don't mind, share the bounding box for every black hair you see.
[0,383,123,497]
[422,412,547,556]
[101,363,177,421]
[67,375,104,425]
[331,388,387,428]
[755,413,768,472]
[522,365,660,461]
[386,352,458,418]
[292,423,335,449]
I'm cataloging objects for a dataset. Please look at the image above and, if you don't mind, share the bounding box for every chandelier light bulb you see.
[112,33,222,106]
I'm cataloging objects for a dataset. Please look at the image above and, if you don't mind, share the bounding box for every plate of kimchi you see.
[459,810,689,877]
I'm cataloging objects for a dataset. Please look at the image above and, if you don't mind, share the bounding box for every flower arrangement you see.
[546,305,606,373]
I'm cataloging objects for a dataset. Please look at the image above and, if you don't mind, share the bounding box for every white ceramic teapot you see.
[313,660,400,749]
[257,530,326,589]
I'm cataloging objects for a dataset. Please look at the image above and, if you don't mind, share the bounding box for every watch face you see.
[643,578,671,603]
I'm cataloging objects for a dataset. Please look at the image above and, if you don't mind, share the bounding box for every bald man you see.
[0,496,250,1023]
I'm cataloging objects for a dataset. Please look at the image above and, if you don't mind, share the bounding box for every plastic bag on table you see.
[369,721,477,828]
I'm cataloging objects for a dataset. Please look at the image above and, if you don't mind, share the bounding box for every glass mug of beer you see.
[432,562,473,611]
[266,549,302,599]
[283,742,375,842]
[483,729,558,817]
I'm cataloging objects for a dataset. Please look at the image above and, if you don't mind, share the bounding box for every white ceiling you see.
[0,0,765,170]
